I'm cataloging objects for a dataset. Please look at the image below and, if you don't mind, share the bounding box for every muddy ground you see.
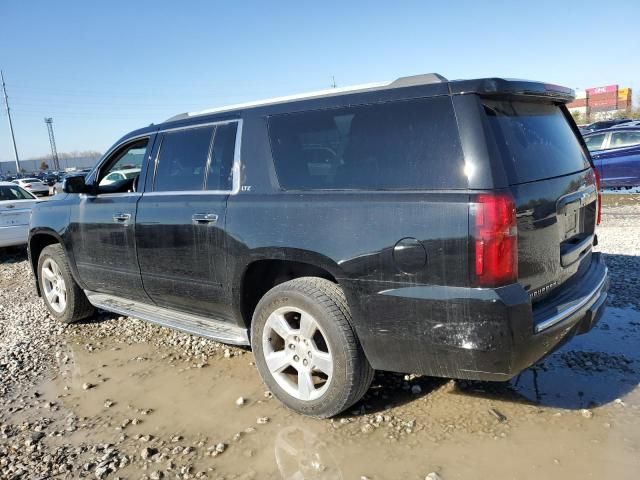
[1,196,639,480]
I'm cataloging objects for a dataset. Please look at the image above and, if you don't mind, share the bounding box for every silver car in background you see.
[12,178,50,196]
[0,182,38,248]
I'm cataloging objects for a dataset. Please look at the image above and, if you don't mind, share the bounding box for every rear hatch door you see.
[481,99,597,302]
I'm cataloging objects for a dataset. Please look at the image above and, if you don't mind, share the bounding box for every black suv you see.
[29,74,609,417]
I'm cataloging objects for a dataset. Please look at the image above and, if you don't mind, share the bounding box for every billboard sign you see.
[586,85,618,95]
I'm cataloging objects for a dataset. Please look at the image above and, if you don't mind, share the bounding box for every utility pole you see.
[44,118,60,171]
[331,76,337,89]
[1,70,21,173]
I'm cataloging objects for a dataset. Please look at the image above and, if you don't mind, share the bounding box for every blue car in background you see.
[583,127,640,189]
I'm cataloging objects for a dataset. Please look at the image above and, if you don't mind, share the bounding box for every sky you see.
[1,0,639,161]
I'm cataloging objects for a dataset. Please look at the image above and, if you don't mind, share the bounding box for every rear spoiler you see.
[449,78,575,103]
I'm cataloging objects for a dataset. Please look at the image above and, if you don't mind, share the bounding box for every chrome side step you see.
[85,291,249,345]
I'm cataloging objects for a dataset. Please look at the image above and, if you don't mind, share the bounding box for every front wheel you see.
[38,244,95,323]
[251,277,374,418]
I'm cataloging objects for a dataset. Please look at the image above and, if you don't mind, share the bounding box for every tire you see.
[251,277,374,418]
[37,244,95,324]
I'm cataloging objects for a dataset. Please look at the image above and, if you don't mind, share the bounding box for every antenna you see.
[1,70,21,173]
[44,117,60,171]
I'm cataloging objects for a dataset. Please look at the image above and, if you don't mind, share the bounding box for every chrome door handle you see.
[113,213,131,222]
[192,213,218,225]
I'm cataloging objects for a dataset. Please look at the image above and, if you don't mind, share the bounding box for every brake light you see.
[473,194,518,287]
[594,168,602,225]
[24,184,32,188]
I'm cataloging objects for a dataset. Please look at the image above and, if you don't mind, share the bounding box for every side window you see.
[206,122,237,191]
[0,185,34,200]
[268,97,464,190]
[154,127,214,192]
[584,133,606,152]
[609,131,640,149]
[98,138,149,193]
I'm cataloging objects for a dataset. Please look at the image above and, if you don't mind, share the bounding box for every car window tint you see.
[206,123,237,191]
[268,97,464,190]
[584,133,606,152]
[610,131,640,148]
[154,127,214,192]
[0,185,34,201]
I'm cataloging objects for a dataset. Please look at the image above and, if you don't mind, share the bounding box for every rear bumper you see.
[347,253,609,381]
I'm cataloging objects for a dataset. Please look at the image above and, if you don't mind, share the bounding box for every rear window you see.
[268,97,464,190]
[483,100,590,184]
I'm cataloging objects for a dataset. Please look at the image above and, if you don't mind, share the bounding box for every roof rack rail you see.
[164,73,448,122]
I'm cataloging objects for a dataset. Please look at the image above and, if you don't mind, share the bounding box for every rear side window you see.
[268,97,464,190]
[584,133,606,152]
[154,127,214,192]
[483,100,590,184]
[206,123,237,191]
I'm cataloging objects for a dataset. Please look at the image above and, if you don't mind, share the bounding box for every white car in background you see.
[99,168,141,186]
[12,177,50,196]
[0,182,38,248]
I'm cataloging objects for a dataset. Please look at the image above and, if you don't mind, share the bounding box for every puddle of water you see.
[37,306,640,479]
[510,306,640,409]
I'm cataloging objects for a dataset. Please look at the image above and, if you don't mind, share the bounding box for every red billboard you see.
[586,85,618,95]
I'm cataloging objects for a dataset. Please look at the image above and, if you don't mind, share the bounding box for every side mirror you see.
[63,175,89,194]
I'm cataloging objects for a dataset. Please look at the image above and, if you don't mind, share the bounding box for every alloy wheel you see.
[262,306,333,401]
[41,258,67,313]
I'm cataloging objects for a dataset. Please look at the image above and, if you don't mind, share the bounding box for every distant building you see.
[0,154,100,174]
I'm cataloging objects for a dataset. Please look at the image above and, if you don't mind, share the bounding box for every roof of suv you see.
[115,74,576,144]
[164,73,575,123]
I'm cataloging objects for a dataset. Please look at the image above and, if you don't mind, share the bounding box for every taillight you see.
[24,184,32,188]
[472,194,518,287]
[594,168,602,225]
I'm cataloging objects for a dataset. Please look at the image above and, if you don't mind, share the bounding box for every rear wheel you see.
[38,244,95,323]
[251,277,374,418]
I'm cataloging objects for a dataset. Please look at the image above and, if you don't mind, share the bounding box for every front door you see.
[71,136,154,301]
[136,120,239,319]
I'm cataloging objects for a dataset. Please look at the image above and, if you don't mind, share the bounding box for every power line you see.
[1,70,21,172]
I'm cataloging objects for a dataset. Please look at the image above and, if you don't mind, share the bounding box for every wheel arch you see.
[28,229,82,296]
[235,249,348,330]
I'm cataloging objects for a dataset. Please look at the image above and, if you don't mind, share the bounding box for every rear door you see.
[481,99,597,300]
[136,120,240,318]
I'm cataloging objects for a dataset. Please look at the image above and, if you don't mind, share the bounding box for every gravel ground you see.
[1,198,639,480]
